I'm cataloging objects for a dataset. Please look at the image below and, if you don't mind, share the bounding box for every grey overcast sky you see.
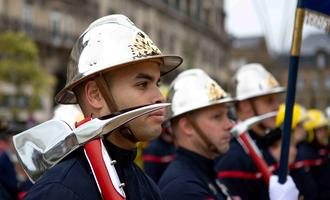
[225,0,324,53]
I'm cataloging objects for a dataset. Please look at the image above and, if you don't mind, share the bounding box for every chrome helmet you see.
[55,14,182,104]
[233,63,285,101]
[167,69,235,120]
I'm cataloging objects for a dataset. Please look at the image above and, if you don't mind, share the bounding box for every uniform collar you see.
[158,136,175,147]
[177,147,215,176]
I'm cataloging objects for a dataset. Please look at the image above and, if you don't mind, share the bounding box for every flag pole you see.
[278,0,305,184]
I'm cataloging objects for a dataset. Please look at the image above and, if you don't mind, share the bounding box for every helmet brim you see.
[169,97,237,121]
[235,87,286,101]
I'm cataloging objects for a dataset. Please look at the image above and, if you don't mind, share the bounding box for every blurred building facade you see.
[228,36,279,87]
[98,0,229,83]
[0,0,228,123]
[0,0,98,122]
[229,36,276,70]
[277,33,330,110]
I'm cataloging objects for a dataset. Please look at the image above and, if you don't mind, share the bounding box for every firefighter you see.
[297,109,330,199]
[0,121,33,200]
[158,69,298,200]
[158,69,236,199]
[0,124,18,200]
[215,63,286,200]
[23,14,182,200]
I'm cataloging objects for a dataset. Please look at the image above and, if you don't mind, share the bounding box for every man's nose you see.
[225,118,235,131]
[153,88,165,104]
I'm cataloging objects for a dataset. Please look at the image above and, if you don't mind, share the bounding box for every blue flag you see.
[301,0,330,31]
[302,0,330,15]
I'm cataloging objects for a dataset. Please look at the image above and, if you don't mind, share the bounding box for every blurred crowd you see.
[0,120,33,200]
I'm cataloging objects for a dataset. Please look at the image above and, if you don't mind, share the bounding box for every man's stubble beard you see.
[128,117,162,141]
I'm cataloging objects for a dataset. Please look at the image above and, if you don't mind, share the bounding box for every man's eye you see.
[137,82,148,88]
[266,97,276,104]
[213,114,222,119]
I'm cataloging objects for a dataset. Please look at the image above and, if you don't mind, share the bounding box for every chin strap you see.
[249,99,270,135]
[95,73,139,143]
[76,117,126,200]
[185,114,219,155]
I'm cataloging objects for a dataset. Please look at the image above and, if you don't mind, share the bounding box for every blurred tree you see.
[0,31,56,120]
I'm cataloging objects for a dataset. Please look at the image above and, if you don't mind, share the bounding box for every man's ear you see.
[178,117,194,136]
[84,80,104,109]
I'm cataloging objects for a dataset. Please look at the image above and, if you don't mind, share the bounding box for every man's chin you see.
[263,120,276,129]
[217,145,229,155]
[136,129,162,141]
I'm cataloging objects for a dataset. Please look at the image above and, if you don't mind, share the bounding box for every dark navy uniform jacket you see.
[296,142,330,200]
[24,140,162,200]
[215,131,269,200]
[159,147,229,200]
[142,137,175,183]
[0,151,18,200]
